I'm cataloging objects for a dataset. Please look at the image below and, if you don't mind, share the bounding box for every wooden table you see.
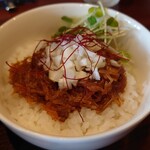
[0,0,150,150]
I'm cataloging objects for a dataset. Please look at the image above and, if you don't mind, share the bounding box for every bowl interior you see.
[0,3,150,136]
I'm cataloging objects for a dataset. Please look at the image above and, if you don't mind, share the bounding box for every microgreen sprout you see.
[53,0,130,61]
[87,15,97,26]
[61,16,73,23]
[107,17,119,27]
[53,26,69,37]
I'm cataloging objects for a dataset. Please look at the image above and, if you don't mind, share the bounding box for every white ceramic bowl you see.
[0,3,150,150]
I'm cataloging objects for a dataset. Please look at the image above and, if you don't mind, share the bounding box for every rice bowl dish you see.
[0,3,150,150]
[2,66,140,136]
[2,38,141,137]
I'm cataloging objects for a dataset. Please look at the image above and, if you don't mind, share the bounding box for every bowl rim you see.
[0,2,150,141]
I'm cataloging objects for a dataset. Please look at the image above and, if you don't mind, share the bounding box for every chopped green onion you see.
[61,16,73,23]
[107,17,119,27]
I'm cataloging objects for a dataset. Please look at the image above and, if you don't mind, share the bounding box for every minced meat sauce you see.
[8,58,126,122]
[8,27,127,122]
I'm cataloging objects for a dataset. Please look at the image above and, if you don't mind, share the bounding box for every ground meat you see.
[8,57,126,122]
[8,26,127,122]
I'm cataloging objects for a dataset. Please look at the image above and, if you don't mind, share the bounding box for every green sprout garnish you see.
[87,16,97,26]
[53,0,129,61]
[61,16,73,23]
[95,7,103,17]
[88,7,103,18]
[119,49,130,60]
[53,26,69,37]
[58,26,69,33]
[88,7,95,14]
[107,17,119,27]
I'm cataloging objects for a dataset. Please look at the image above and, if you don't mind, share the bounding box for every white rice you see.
[1,42,141,137]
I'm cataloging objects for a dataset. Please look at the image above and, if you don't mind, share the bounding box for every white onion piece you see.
[52,55,62,67]
[110,59,121,67]
[49,68,64,82]
[64,60,74,69]
[92,67,100,80]
[43,35,107,89]
[93,55,106,68]
[75,71,87,79]
[74,60,82,71]
[86,49,97,59]
[63,46,75,61]
[79,58,90,67]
